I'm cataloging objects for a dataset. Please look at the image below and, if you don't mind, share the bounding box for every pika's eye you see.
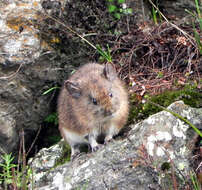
[109,93,113,98]
[92,98,97,105]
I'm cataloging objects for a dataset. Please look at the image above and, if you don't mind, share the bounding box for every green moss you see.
[53,143,90,167]
[39,112,61,148]
[75,181,89,190]
[54,142,71,167]
[128,87,202,123]
[161,162,171,171]
[44,112,58,125]
[47,135,61,145]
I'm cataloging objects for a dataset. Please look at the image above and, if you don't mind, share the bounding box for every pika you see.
[58,63,129,159]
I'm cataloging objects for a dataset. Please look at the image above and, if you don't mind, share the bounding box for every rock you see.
[158,0,198,20]
[28,140,68,185]
[29,101,202,190]
[0,0,53,156]
[0,0,81,156]
[0,102,18,159]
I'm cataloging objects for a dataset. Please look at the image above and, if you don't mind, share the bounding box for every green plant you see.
[44,112,60,145]
[96,44,112,63]
[193,24,202,54]
[13,166,32,190]
[0,153,32,190]
[0,128,35,190]
[190,171,200,190]
[0,153,16,189]
[42,86,59,95]
[157,71,164,78]
[149,0,162,24]
[54,142,71,166]
[45,112,58,125]
[194,0,202,28]
[185,0,202,54]
[107,0,133,19]
[152,5,158,24]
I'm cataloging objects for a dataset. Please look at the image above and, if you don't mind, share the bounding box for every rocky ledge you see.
[29,101,202,190]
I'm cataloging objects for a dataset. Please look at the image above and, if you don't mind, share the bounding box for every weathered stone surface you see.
[0,0,51,155]
[28,140,66,185]
[0,0,79,155]
[0,102,18,159]
[29,101,202,190]
[158,0,200,19]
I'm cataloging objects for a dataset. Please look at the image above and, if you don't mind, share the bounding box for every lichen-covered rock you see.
[29,101,202,190]
[0,0,52,156]
[28,140,68,185]
[132,101,201,172]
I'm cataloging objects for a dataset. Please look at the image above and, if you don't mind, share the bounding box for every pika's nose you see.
[104,109,112,116]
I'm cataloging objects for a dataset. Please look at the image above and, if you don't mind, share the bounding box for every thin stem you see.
[35,10,97,50]
[148,0,195,46]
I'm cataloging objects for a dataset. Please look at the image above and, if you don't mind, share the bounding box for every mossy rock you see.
[129,87,202,123]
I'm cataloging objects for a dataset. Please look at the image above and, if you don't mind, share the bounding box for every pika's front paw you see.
[104,135,114,144]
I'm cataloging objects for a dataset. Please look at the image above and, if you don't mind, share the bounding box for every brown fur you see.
[57,63,129,159]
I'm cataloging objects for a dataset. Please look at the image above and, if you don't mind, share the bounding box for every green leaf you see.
[157,71,164,78]
[114,12,121,19]
[126,8,133,14]
[193,23,202,54]
[96,44,112,62]
[45,113,58,125]
[108,4,117,13]
[194,0,201,18]
[118,0,125,3]
[152,6,158,24]
[42,87,59,95]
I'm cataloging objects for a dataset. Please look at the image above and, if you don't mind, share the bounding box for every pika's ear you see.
[103,63,117,81]
[64,80,82,98]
